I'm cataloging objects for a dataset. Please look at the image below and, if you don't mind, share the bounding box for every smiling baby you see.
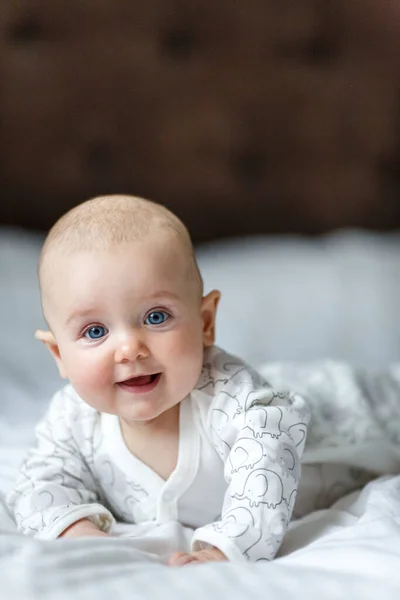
[8,195,309,565]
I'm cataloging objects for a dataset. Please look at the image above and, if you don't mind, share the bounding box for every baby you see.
[8,195,310,565]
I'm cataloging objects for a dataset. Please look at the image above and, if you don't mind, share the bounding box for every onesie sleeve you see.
[7,386,115,539]
[192,351,310,562]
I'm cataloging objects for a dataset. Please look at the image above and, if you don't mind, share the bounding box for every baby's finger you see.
[168,552,195,566]
[167,552,186,566]
[180,555,198,566]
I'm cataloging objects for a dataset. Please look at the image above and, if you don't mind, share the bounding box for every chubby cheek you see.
[62,348,113,408]
[158,324,205,396]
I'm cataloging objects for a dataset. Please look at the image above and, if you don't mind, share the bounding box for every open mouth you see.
[117,373,161,394]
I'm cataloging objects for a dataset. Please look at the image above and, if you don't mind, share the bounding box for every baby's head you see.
[37,195,220,423]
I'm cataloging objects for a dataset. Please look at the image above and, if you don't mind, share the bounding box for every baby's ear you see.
[35,329,56,345]
[201,290,221,348]
[35,329,68,379]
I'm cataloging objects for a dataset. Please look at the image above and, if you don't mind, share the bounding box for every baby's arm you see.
[191,367,310,563]
[7,387,114,539]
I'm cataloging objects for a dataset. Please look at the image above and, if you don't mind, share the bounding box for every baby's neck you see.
[119,403,180,481]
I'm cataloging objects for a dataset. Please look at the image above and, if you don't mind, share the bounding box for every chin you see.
[120,404,165,423]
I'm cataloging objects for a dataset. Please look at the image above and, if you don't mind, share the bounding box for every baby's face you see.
[44,236,217,423]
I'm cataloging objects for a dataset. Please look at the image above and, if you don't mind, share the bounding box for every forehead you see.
[42,237,194,314]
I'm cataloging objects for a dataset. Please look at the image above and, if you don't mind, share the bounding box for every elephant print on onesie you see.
[212,506,287,561]
[197,348,245,396]
[198,347,269,403]
[197,360,229,396]
[228,437,266,475]
[230,468,284,509]
[236,403,284,440]
[211,351,247,380]
[96,457,148,521]
[266,441,300,481]
[288,422,308,455]
[15,474,83,535]
[212,507,267,559]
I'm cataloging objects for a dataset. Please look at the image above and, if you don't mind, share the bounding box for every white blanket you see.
[1,476,400,599]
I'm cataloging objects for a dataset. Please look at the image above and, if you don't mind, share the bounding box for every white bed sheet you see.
[1,475,399,599]
[2,226,400,598]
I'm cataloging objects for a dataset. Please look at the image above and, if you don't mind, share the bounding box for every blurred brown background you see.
[0,0,399,243]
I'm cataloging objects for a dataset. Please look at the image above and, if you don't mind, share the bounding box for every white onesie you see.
[8,346,309,562]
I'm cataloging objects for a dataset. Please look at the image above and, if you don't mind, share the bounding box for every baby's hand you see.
[59,518,110,539]
[168,547,227,566]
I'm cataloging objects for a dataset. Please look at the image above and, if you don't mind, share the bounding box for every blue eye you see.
[145,311,169,326]
[84,325,108,340]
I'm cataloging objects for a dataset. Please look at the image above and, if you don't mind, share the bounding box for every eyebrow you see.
[148,291,181,301]
[65,307,99,327]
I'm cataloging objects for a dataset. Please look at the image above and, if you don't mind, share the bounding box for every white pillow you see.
[197,231,400,367]
[0,229,59,422]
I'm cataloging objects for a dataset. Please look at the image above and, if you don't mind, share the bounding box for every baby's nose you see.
[114,336,150,363]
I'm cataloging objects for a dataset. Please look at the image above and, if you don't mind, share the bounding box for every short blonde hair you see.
[39,194,203,301]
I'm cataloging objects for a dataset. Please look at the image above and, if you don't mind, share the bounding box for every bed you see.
[1,227,400,599]
[1,1,400,597]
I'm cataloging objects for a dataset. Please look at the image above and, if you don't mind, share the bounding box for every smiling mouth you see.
[117,373,161,394]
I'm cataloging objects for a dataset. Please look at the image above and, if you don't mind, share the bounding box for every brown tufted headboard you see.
[0,1,400,243]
